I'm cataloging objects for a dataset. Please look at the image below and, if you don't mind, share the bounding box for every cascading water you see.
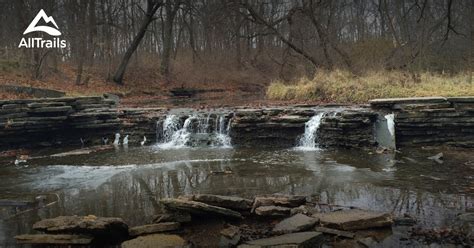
[215,115,232,148]
[156,113,232,149]
[385,113,395,138]
[296,112,326,150]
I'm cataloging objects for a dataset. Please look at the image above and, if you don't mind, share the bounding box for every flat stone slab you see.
[121,234,188,248]
[129,222,180,236]
[255,206,291,216]
[154,210,191,223]
[447,96,474,103]
[15,234,93,245]
[192,194,253,210]
[238,231,323,248]
[273,213,318,233]
[252,195,306,211]
[312,209,392,230]
[33,215,128,237]
[369,97,447,106]
[314,226,355,238]
[160,198,243,219]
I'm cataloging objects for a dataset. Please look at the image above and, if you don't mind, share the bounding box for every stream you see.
[0,145,472,246]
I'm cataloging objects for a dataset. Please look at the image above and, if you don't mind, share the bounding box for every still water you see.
[0,146,473,246]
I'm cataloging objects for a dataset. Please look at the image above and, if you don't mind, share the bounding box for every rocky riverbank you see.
[15,194,474,247]
[1,96,473,151]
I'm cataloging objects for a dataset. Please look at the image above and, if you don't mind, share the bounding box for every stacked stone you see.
[318,109,378,148]
[370,97,474,147]
[118,107,166,144]
[231,107,311,147]
[0,96,119,148]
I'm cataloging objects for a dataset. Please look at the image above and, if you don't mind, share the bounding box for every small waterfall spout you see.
[296,112,326,150]
[156,113,232,149]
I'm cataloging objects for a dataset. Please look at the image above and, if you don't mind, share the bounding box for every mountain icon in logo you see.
[23,9,61,36]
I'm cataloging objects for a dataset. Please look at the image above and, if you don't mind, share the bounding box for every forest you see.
[0,0,472,104]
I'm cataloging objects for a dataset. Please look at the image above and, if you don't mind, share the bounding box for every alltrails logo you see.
[18,9,67,48]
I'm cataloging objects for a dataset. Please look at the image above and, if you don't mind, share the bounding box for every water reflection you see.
[0,146,472,247]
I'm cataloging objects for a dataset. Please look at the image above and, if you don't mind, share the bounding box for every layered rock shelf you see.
[0,96,473,149]
[0,96,119,149]
[370,97,474,147]
[230,106,377,148]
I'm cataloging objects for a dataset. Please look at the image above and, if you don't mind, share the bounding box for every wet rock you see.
[121,234,189,248]
[312,209,392,230]
[291,205,317,216]
[15,234,93,245]
[193,194,253,210]
[427,152,444,164]
[154,210,192,223]
[357,237,379,247]
[252,195,306,212]
[50,145,113,157]
[394,215,417,226]
[273,213,318,233]
[219,225,241,247]
[456,213,474,237]
[160,198,243,219]
[254,206,291,216]
[129,222,180,236]
[314,226,355,238]
[238,231,324,248]
[33,215,128,238]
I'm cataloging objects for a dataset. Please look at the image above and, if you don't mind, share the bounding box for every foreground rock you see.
[255,206,291,216]
[252,195,306,212]
[33,215,128,237]
[154,210,192,223]
[160,198,243,219]
[273,214,318,233]
[314,227,355,238]
[129,222,180,236]
[313,209,392,230]
[121,234,189,248]
[220,225,241,247]
[239,231,324,248]
[193,194,253,210]
[15,234,93,245]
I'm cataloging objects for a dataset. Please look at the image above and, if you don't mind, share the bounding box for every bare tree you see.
[113,0,162,85]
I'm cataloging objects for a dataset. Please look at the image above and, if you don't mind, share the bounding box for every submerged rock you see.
[254,206,291,216]
[312,209,392,231]
[160,198,243,219]
[427,152,444,164]
[238,231,324,248]
[15,234,93,245]
[129,222,180,237]
[121,234,189,248]
[33,215,128,238]
[273,214,318,233]
[193,194,253,210]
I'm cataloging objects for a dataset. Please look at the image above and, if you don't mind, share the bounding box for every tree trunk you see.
[113,0,161,85]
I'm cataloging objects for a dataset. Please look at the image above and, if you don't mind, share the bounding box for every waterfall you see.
[296,112,326,150]
[215,115,232,148]
[385,113,395,138]
[156,113,232,149]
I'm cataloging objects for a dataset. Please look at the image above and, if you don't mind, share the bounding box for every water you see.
[0,144,473,246]
[296,112,326,150]
[385,113,395,138]
[156,113,232,149]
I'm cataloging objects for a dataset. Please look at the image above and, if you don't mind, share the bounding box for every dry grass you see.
[267,70,474,103]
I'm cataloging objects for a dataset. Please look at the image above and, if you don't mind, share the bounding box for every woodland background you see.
[0,0,472,105]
